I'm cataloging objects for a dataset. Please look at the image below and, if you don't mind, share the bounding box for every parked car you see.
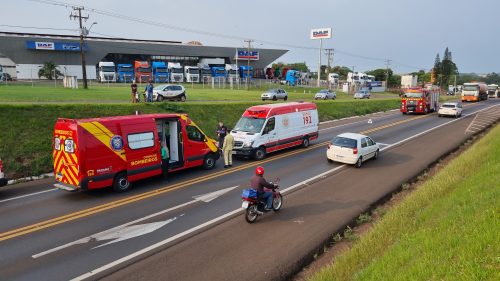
[0,158,7,187]
[354,90,370,99]
[261,88,288,101]
[153,84,187,102]
[438,102,463,118]
[326,133,380,168]
[315,89,336,100]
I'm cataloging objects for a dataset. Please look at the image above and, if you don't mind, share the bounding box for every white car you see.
[354,90,370,99]
[326,133,380,168]
[0,158,7,187]
[438,102,463,118]
[315,89,336,100]
[153,84,187,102]
[261,89,288,101]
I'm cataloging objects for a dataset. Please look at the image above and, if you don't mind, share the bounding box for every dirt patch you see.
[292,127,493,281]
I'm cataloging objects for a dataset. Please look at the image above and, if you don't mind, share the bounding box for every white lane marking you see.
[0,189,56,204]
[71,103,500,281]
[32,186,239,259]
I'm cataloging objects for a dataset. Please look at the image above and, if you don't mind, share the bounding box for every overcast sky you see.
[1,0,499,74]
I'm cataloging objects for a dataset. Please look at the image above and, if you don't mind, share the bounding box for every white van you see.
[231,102,319,159]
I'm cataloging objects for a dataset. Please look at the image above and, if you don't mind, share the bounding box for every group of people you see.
[130,80,154,103]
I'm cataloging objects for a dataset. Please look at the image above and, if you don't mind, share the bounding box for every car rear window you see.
[442,104,456,108]
[332,137,357,148]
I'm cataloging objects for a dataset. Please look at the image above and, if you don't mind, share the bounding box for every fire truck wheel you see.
[203,154,217,170]
[113,173,131,192]
[355,157,363,168]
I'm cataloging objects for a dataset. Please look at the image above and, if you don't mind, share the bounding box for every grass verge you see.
[309,124,500,281]
[0,99,399,178]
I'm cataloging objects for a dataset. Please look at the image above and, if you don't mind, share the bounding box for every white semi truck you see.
[97,61,116,82]
[168,62,184,82]
[184,66,200,83]
[225,64,239,82]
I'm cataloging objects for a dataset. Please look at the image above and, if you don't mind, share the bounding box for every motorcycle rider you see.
[251,166,276,211]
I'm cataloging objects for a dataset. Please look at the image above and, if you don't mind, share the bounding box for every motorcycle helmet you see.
[255,166,265,175]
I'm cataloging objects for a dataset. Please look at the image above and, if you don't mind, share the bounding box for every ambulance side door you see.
[262,117,277,151]
[124,125,160,180]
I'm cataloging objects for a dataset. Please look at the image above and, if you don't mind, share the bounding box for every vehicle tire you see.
[314,97,319,100]
[245,205,258,223]
[284,96,288,101]
[157,95,164,102]
[438,114,441,117]
[373,149,379,160]
[262,98,266,101]
[272,194,283,212]
[272,96,277,101]
[424,107,428,115]
[113,173,131,192]
[202,153,217,170]
[254,147,266,160]
[355,157,363,168]
[324,97,328,100]
[180,95,186,102]
[301,137,310,148]
[327,158,334,163]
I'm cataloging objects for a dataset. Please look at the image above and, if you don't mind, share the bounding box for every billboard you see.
[26,41,86,52]
[310,28,332,40]
[236,50,259,60]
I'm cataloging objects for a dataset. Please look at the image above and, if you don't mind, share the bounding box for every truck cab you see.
[117,64,134,83]
[328,73,339,85]
[401,86,440,114]
[285,70,300,86]
[152,61,169,83]
[211,66,226,79]
[97,62,116,82]
[168,62,184,82]
[134,61,152,83]
[184,66,200,83]
[198,64,212,83]
[239,65,253,80]
[225,64,239,82]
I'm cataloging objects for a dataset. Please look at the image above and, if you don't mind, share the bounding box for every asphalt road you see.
[0,99,499,281]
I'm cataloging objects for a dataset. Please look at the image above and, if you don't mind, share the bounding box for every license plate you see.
[241,201,249,209]
[336,155,344,158]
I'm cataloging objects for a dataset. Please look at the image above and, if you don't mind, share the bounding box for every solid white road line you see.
[71,103,500,281]
[0,189,56,204]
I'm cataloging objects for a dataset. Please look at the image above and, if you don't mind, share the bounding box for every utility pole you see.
[317,39,323,87]
[70,6,89,89]
[384,59,391,90]
[325,48,334,89]
[244,39,253,91]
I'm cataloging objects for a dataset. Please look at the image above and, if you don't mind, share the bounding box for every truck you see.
[328,73,339,85]
[0,65,3,82]
[225,64,239,82]
[401,85,440,114]
[230,102,319,160]
[152,61,169,83]
[168,62,184,82]
[211,66,227,79]
[401,74,418,88]
[487,84,499,98]
[53,113,220,192]
[97,62,116,82]
[347,72,368,85]
[462,82,488,102]
[239,65,253,80]
[134,61,152,83]
[184,66,200,83]
[117,64,134,83]
[285,70,300,86]
[198,63,212,83]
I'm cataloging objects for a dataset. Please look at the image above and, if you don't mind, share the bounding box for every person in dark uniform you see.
[216,121,228,150]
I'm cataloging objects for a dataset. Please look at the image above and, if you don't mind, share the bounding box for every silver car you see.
[261,88,288,101]
[153,84,187,102]
[354,90,371,99]
[315,89,336,100]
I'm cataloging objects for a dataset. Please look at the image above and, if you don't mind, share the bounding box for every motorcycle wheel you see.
[272,194,283,212]
[245,205,259,223]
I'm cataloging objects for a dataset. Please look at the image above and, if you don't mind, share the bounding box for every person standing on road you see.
[160,139,169,179]
[222,128,234,168]
[145,81,154,102]
[216,121,228,150]
[131,80,138,103]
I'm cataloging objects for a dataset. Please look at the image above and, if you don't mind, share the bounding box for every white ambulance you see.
[231,102,319,159]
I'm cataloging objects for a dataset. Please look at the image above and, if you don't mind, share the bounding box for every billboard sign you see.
[26,41,86,52]
[310,28,332,40]
[236,50,259,60]
[35,42,55,50]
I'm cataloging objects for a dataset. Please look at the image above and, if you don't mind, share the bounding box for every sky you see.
[1,0,499,74]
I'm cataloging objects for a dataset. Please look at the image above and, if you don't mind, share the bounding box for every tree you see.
[440,47,459,88]
[330,66,352,80]
[366,68,392,82]
[38,61,62,80]
[431,53,441,84]
[484,72,500,84]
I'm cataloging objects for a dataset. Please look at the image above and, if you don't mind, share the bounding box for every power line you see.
[0,24,76,32]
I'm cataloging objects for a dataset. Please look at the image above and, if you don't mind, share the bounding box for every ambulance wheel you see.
[254,147,266,160]
[113,173,131,192]
[203,154,216,170]
[301,137,310,148]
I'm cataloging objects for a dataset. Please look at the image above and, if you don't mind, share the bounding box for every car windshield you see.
[266,89,278,94]
[118,66,132,72]
[138,67,151,72]
[442,104,456,108]
[189,69,199,74]
[171,68,183,73]
[404,92,423,98]
[463,85,478,91]
[201,69,211,75]
[153,85,167,90]
[233,117,266,133]
[100,66,115,72]
[156,68,168,73]
[319,90,329,93]
[332,137,357,148]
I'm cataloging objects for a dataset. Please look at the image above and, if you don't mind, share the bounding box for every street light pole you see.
[244,39,253,91]
[70,6,90,89]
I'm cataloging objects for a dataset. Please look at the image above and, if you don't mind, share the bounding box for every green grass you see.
[0,83,399,103]
[310,125,500,281]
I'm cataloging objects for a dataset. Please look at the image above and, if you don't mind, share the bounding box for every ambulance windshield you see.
[234,117,265,134]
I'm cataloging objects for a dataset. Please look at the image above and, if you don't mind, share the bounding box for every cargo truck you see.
[117,64,134,83]
[97,62,116,82]
[184,66,200,83]
[198,63,212,83]
[487,84,499,98]
[152,61,169,83]
[462,82,488,102]
[167,62,183,82]
[134,61,152,83]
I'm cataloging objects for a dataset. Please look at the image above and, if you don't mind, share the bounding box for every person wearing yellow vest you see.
[222,128,235,168]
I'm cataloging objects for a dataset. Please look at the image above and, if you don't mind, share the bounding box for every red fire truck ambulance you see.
[53,113,219,192]
[230,102,319,159]
[401,85,440,114]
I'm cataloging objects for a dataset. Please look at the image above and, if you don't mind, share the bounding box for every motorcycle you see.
[241,179,283,223]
